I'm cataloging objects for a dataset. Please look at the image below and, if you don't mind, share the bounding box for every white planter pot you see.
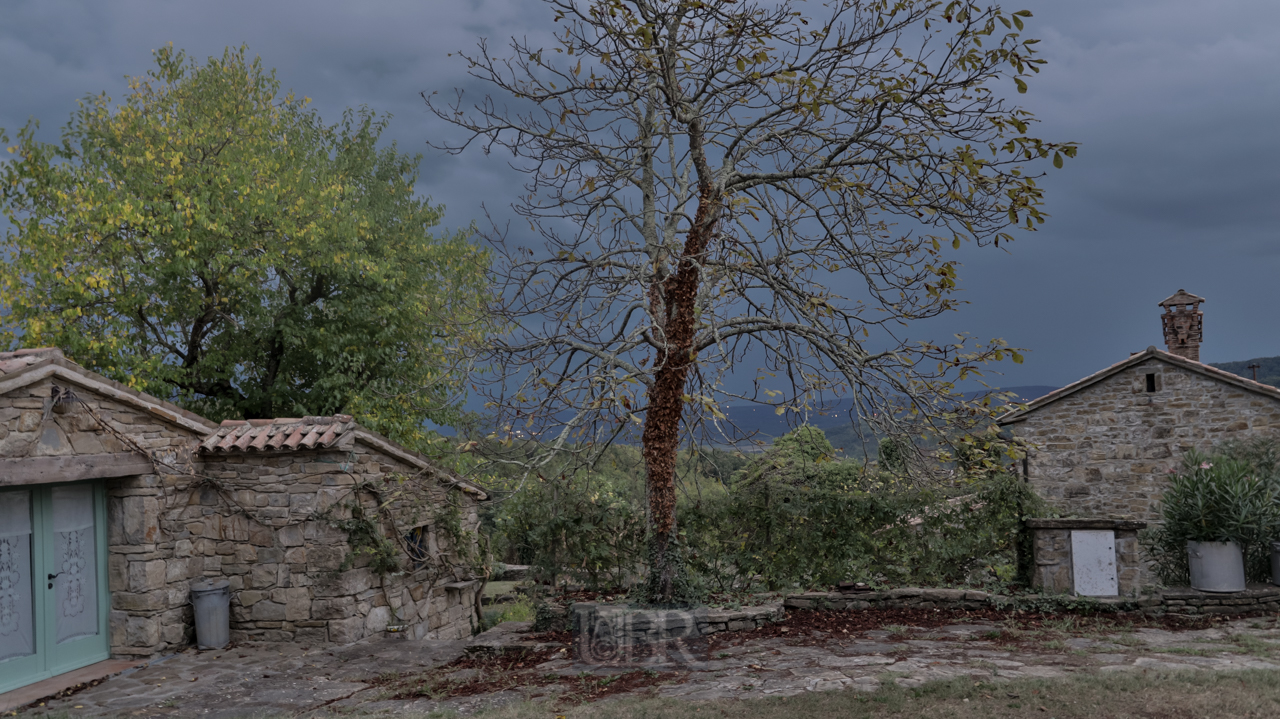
[1271,542,1280,587]
[1187,540,1246,593]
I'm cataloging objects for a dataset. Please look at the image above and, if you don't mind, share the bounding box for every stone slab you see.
[0,659,145,712]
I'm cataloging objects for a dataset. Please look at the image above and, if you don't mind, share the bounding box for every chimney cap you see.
[1158,289,1205,308]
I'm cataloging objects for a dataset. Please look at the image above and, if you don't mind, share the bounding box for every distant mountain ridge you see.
[1210,356,1280,388]
[721,385,1060,441]
[721,354,1280,443]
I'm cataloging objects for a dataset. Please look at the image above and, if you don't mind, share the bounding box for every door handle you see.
[47,572,60,589]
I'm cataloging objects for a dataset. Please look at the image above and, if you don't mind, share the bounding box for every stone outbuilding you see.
[999,291,1280,522]
[0,349,486,695]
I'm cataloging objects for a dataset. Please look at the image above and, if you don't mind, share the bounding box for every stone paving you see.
[17,614,1280,717]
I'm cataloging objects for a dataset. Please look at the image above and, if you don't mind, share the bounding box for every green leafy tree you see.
[0,46,491,447]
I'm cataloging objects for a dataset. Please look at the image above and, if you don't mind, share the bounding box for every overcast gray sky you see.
[2,0,1277,391]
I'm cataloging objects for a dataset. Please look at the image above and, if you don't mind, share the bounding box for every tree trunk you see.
[640,187,719,605]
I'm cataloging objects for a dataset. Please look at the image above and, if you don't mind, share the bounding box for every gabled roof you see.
[1159,289,1205,308]
[201,413,489,500]
[997,345,1280,425]
[0,348,218,435]
[0,348,488,499]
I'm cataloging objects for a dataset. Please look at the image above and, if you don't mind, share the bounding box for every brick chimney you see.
[1159,289,1205,361]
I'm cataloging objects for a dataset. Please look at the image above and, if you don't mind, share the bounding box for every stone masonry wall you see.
[187,445,482,645]
[571,603,784,664]
[786,584,1280,617]
[2,370,483,658]
[1006,357,1280,521]
[1027,522,1148,596]
[0,376,209,659]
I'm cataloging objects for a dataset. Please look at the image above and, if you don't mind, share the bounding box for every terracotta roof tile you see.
[200,414,357,454]
[196,413,489,500]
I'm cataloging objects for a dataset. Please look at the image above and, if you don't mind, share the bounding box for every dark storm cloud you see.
[917,0,1280,388]
[2,0,1278,392]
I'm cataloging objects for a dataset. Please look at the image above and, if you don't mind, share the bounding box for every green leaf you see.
[1014,77,1027,94]
[1053,151,1063,168]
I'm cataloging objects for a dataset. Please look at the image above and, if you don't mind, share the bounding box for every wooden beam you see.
[0,452,155,487]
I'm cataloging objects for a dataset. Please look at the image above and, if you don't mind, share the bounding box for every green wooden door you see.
[0,483,110,694]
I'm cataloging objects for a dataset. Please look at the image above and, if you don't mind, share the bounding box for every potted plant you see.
[1154,452,1280,592]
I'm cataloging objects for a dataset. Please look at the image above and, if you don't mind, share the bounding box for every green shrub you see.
[487,427,1049,596]
[1141,448,1280,584]
[683,426,1047,591]
[489,469,646,589]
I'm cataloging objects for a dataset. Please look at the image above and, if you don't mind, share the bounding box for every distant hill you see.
[719,385,1061,454]
[1210,356,1280,387]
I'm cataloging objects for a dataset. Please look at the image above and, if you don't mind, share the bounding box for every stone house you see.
[999,290,1280,522]
[0,348,486,695]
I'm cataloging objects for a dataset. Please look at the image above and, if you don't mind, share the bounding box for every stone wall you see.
[0,357,485,660]
[785,584,1280,617]
[0,373,210,658]
[1026,519,1150,596]
[571,603,784,664]
[186,445,482,644]
[1004,356,1280,521]
[785,587,995,612]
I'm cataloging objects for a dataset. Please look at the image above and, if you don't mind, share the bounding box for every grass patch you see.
[1109,634,1145,647]
[1228,633,1278,657]
[1152,646,1218,657]
[483,580,523,597]
[481,596,536,630]
[449,669,1280,719]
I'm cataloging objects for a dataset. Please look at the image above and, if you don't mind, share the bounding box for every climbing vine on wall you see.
[320,499,403,576]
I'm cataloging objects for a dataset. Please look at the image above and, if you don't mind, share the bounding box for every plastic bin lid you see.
[190,578,231,593]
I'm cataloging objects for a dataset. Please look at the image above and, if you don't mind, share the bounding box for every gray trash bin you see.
[190,579,231,649]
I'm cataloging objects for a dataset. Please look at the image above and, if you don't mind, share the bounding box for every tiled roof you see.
[1158,288,1205,307]
[997,346,1280,425]
[197,413,490,499]
[200,415,358,454]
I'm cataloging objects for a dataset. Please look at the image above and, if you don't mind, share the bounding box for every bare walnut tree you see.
[428,0,1075,604]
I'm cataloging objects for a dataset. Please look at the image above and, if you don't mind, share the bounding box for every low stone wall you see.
[785,587,995,612]
[571,603,783,664]
[785,584,1280,616]
[1161,585,1280,615]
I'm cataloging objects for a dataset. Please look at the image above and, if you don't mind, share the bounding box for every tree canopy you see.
[434,0,1075,604]
[1,46,491,447]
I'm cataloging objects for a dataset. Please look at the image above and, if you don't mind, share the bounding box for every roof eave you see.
[352,428,489,501]
[0,357,219,435]
[998,346,1280,425]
